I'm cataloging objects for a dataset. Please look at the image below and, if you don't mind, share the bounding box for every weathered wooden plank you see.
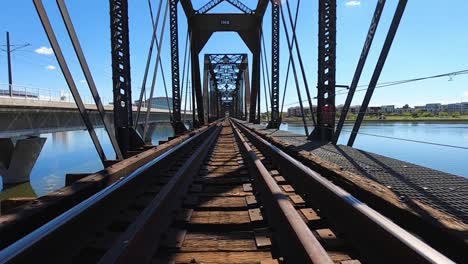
[197,196,247,209]
[190,211,250,225]
[154,251,277,264]
[200,185,251,197]
[180,232,256,252]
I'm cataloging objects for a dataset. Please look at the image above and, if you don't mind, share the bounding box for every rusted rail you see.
[0,119,455,263]
[0,123,221,263]
[233,118,455,264]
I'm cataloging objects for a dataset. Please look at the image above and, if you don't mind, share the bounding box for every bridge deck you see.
[241,122,468,226]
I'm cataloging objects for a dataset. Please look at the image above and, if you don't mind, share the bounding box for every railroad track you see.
[0,119,455,263]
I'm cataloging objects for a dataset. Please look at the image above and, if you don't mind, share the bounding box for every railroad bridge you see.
[0,0,466,263]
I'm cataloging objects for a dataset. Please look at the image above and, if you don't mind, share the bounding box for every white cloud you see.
[463,91,468,97]
[35,46,54,55]
[80,79,86,83]
[45,65,56,71]
[345,1,361,6]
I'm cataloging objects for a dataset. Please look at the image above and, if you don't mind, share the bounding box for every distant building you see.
[380,105,395,113]
[425,103,441,113]
[447,102,468,114]
[350,105,361,114]
[135,97,173,110]
[367,106,380,114]
[287,106,316,117]
[441,104,448,112]
[414,105,426,111]
[396,107,415,113]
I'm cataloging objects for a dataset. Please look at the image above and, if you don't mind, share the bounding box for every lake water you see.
[1,121,467,200]
[282,122,468,178]
[0,125,174,199]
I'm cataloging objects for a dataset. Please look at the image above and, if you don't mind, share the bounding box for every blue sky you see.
[0,0,467,111]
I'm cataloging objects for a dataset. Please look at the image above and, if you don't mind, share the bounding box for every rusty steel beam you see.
[0,124,219,262]
[234,120,455,264]
[232,121,333,264]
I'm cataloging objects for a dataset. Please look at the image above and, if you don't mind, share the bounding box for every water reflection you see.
[0,124,174,198]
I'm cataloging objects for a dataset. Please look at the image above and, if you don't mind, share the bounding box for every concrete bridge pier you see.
[0,136,46,186]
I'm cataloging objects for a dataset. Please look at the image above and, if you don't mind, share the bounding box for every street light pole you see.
[6,32,13,97]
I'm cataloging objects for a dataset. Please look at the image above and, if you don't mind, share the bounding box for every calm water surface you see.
[0,125,174,199]
[1,122,467,200]
[282,122,468,178]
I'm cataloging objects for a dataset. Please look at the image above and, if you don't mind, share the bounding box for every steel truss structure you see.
[310,0,337,141]
[110,0,143,155]
[204,54,249,119]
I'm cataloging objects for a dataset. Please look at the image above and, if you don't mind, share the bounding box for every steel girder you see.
[267,0,281,128]
[205,54,247,119]
[196,0,253,14]
[110,0,143,155]
[174,1,264,125]
[169,0,187,133]
[310,0,336,142]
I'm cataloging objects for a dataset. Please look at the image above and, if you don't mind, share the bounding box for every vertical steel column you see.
[249,33,261,123]
[348,0,407,147]
[310,0,336,142]
[110,0,140,155]
[190,33,204,126]
[267,0,281,128]
[243,58,250,120]
[203,55,209,123]
[169,0,186,133]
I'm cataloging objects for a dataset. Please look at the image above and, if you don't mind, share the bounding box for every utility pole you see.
[6,32,12,96]
[2,32,30,97]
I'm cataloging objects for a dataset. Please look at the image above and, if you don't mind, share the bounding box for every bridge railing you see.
[0,83,113,106]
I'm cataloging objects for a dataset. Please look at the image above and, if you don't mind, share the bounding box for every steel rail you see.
[231,121,334,264]
[233,119,455,264]
[100,124,221,263]
[0,123,219,263]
